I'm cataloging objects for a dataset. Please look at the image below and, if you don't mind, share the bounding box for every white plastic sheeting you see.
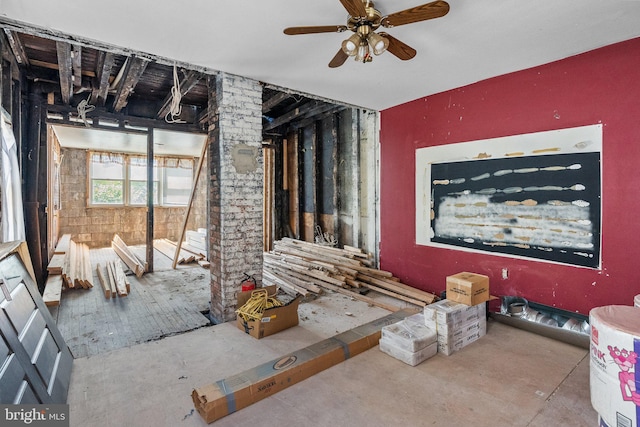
[1,116,26,242]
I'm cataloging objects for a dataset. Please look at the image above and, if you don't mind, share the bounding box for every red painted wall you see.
[379,37,640,315]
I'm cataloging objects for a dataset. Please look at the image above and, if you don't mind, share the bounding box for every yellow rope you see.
[236,288,283,322]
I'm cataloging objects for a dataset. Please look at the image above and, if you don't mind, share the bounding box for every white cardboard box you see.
[437,327,486,356]
[424,299,486,329]
[437,316,487,338]
[379,338,438,366]
[381,320,437,353]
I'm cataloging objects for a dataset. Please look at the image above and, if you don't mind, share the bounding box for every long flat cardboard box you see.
[192,309,413,424]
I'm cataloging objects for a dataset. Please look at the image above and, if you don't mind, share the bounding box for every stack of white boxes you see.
[379,313,438,366]
[424,299,487,355]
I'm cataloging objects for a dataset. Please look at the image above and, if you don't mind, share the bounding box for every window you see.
[162,158,193,206]
[129,156,158,205]
[89,152,193,207]
[90,153,124,205]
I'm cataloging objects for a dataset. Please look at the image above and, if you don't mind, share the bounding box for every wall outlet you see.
[501,268,509,280]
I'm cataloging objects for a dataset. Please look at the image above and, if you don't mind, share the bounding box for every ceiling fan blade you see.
[381,0,450,27]
[328,49,349,68]
[284,25,348,35]
[339,0,367,18]
[379,33,416,60]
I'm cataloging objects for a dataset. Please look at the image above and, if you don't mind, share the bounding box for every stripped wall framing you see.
[262,88,379,259]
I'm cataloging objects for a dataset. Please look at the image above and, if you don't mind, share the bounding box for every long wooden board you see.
[54,234,71,254]
[96,263,111,299]
[356,273,436,304]
[112,235,144,278]
[43,275,63,307]
[47,253,65,275]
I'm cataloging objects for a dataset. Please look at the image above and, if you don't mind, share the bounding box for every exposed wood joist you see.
[55,41,73,104]
[196,108,210,125]
[157,69,203,119]
[27,59,96,77]
[91,51,115,106]
[72,44,82,88]
[45,102,206,133]
[265,100,324,131]
[292,104,345,130]
[3,29,30,67]
[112,55,150,112]
[263,91,290,113]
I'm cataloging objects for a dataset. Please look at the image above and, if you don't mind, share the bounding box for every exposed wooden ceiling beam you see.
[91,51,115,106]
[292,105,346,130]
[196,108,210,126]
[262,91,290,114]
[72,44,82,88]
[264,100,322,131]
[55,41,73,104]
[112,56,150,112]
[157,69,203,119]
[28,59,96,77]
[3,30,30,67]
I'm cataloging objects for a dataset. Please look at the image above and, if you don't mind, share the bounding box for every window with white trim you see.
[88,151,193,207]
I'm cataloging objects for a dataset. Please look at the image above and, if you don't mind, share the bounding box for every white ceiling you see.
[2,0,640,111]
[52,126,206,157]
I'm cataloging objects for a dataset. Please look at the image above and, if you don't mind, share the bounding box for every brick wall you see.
[59,147,207,248]
[208,73,263,323]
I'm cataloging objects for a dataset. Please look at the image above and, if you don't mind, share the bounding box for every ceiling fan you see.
[283,0,450,68]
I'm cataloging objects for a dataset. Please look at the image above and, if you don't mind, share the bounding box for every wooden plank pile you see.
[96,261,130,299]
[42,275,63,307]
[111,234,146,278]
[44,234,94,306]
[185,229,207,255]
[263,238,437,311]
[54,234,71,254]
[62,240,94,289]
[153,238,208,267]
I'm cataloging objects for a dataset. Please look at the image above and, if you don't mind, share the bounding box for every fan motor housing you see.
[347,5,383,31]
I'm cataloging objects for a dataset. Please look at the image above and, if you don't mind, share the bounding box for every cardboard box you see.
[437,317,487,355]
[379,338,438,366]
[236,286,301,339]
[193,310,412,423]
[381,320,437,352]
[437,316,487,337]
[424,299,485,328]
[446,272,490,306]
[437,329,486,356]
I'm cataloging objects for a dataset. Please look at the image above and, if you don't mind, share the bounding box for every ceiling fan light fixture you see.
[341,33,362,56]
[367,32,389,55]
[354,42,372,63]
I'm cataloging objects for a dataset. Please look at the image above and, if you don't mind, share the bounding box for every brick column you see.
[208,73,263,323]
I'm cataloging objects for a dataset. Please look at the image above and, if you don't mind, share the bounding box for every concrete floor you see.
[65,291,598,427]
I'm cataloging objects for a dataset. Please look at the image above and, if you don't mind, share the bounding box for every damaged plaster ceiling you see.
[1,0,640,112]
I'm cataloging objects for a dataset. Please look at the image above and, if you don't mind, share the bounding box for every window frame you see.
[87,151,194,208]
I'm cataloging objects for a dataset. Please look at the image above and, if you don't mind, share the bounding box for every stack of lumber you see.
[44,235,94,306]
[186,229,207,255]
[111,234,146,278]
[44,234,67,305]
[96,260,130,299]
[62,240,94,289]
[54,234,71,254]
[154,238,208,267]
[263,238,437,311]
